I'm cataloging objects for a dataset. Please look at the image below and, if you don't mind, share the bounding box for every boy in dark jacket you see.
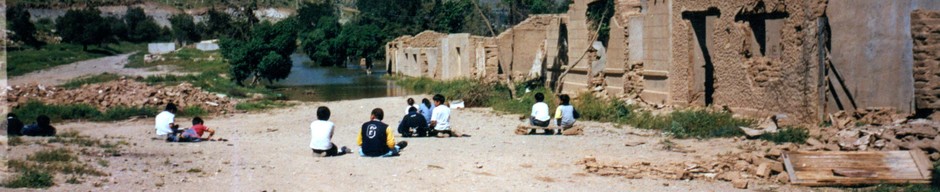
[358,108,408,157]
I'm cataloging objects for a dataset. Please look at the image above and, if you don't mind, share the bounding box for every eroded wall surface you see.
[912,9,940,109]
[668,0,822,122]
[827,0,940,115]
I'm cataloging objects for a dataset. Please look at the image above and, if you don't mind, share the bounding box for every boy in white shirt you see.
[155,103,181,141]
[310,106,350,157]
[529,93,551,134]
[430,94,462,138]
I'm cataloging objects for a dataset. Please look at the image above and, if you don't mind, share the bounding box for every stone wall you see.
[667,0,822,122]
[912,9,940,109]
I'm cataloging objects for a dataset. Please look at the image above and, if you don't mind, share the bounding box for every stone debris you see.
[7,78,235,114]
[578,141,797,184]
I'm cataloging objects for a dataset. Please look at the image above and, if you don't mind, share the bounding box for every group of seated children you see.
[309,106,407,158]
[308,94,462,158]
[528,93,580,134]
[154,103,217,142]
[7,114,56,137]
[396,94,463,138]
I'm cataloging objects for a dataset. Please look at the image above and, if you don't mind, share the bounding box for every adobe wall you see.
[668,0,823,122]
[827,0,940,115]
[493,15,563,81]
[913,9,940,109]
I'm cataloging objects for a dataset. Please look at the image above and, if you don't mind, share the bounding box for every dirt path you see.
[9,52,188,86]
[2,96,811,191]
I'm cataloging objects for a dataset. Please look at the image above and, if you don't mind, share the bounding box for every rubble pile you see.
[809,118,940,159]
[8,78,235,114]
[579,141,798,189]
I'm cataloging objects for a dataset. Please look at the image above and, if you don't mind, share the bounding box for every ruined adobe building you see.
[386,0,940,123]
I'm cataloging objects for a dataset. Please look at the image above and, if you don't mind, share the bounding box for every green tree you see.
[338,24,384,66]
[124,7,162,42]
[294,1,335,31]
[202,8,234,39]
[219,21,297,85]
[587,0,614,45]
[300,17,344,66]
[56,8,112,51]
[7,5,42,49]
[427,0,473,33]
[169,13,200,44]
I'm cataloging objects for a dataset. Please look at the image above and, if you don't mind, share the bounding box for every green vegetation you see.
[140,73,278,99]
[12,101,157,123]
[2,169,54,188]
[7,5,42,49]
[127,48,228,73]
[759,127,810,144]
[56,8,113,50]
[8,42,146,76]
[666,110,754,139]
[180,106,208,117]
[220,20,297,85]
[28,149,76,163]
[7,136,26,146]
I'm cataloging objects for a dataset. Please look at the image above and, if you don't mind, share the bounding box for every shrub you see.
[2,170,54,188]
[759,127,810,144]
[180,105,208,117]
[28,149,75,163]
[666,109,754,139]
[13,101,101,124]
[96,106,158,121]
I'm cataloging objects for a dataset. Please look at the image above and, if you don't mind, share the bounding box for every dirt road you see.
[9,52,187,86]
[2,96,811,191]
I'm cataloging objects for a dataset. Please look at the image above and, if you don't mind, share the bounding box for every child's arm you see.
[205,128,216,139]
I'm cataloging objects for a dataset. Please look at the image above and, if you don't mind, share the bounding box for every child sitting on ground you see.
[554,94,580,134]
[310,107,351,157]
[178,117,215,142]
[529,93,552,134]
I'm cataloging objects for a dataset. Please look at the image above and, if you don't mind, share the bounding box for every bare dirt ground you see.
[0,96,818,191]
[9,52,188,86]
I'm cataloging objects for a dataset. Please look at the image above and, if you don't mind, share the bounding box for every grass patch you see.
[758,127,810,144]
[28,149,76,163]
[666,109,754,139]
[13,101,158,123]
[8,42,146,76]
[235,100,292,111]
[60,73,123,89]
[2,169,54,188]
[180,106,208,117]
[126,48,228,74]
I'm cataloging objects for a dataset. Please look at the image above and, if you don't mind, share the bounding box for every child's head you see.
[408,107,418,113]
[559,94,571,105]
[316,106,331,121]
[8,113,16,120]
[433,94,445,104]
[407,98,415,106]
[371,108,385,121]
[165,103,178,113]
[37,115,50,126]
[421,98,432,107]
[534,93,545,102]
[192,117,204,125]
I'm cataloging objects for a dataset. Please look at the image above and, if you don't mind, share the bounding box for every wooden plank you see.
[909,150,933,180]
[784,151,931,186]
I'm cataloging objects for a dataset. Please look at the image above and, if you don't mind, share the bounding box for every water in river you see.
[271,54,414,102]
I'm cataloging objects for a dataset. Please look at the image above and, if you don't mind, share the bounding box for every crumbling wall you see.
[494,15,562,80]
[560,1,598,93]
[669,0,821,122]
[912,9,940,110]
[826,0,940,116]
[639,0,673,104]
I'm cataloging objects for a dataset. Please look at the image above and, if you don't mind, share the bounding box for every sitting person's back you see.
[555,94,580,128]
[358,108,407,157]
[7,114,24,136]
[21,115,55,137]
[398,107,429,137]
